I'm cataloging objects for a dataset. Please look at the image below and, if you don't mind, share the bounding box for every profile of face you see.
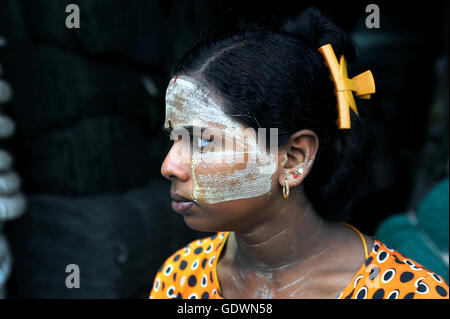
[161,76,315,233]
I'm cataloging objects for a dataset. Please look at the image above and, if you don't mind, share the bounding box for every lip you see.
[170,193,196,214]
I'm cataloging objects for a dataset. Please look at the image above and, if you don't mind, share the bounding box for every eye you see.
[195,136,212,150]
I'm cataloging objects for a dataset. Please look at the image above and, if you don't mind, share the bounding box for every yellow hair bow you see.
[318,43,376,129]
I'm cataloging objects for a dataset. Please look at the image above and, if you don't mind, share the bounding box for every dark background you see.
[0,0,448,298]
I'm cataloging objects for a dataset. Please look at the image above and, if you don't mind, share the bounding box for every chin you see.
[184,198,261,233]
[183,215,220,233]
[182,211,228,233]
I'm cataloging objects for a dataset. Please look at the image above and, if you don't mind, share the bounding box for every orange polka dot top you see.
[149,232,449,299]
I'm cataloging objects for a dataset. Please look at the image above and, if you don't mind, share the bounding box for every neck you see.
[229,190,335,273]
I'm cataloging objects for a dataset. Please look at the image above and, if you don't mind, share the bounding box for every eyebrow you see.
[161,124,205,137]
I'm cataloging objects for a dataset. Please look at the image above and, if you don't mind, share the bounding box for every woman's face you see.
[161,76,283,232]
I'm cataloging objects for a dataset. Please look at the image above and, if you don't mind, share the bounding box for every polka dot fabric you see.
[337,240,449,299]
[150,232,228,299]
[150,232,449,299]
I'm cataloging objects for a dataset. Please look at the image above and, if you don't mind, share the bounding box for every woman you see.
[150,8,449,299]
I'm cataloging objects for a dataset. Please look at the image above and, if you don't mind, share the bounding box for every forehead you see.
[165,76,244,130]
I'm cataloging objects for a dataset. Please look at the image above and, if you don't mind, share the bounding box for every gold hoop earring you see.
[283,179,289,199]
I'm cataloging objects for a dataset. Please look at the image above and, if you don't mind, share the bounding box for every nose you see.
[161,140,191,182]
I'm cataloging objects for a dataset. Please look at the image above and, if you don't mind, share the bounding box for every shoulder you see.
[149,232,228,299]
[342,240,449,299]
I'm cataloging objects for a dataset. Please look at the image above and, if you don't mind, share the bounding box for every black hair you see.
[171,8,374,221]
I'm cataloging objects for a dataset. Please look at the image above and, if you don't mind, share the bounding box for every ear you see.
[278,129,319,189]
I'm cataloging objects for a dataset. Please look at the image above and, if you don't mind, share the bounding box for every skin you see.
[161,76,374,299]
[164,76,276,206]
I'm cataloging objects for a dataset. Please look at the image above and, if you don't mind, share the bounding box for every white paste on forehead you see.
[165,77,243,130]
[165,76,276,205]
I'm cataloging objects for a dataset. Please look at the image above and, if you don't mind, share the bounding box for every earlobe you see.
[278,156,307,190]
[293,167,304,179]
[278,163,307,191]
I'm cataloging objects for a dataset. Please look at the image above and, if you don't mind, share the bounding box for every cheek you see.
[191,152,273,205]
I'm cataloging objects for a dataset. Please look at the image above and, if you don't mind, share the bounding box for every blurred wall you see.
[0,0,448,298]
[0,0,219,298]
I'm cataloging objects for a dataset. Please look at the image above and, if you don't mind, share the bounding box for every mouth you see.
[170,193,196,214]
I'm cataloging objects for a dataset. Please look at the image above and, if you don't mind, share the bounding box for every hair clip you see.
[318,43,376,129]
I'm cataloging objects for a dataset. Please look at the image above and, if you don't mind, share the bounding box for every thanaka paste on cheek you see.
[165,76,276,205]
